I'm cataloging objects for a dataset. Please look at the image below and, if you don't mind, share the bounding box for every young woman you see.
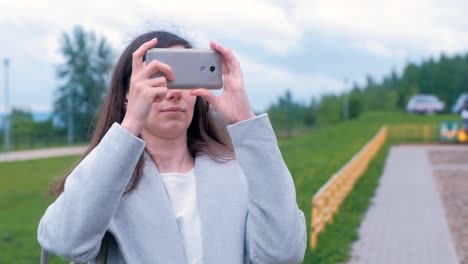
[38,31,306,264]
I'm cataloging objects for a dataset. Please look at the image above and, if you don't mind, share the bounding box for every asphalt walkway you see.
[348,145,459,264]
[0,146,87,162]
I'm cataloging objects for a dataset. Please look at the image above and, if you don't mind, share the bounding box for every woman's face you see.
[141,45,197,139]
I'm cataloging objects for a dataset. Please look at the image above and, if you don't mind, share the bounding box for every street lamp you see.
[67,85,74,145]
[3,58,10,152]
[343,78,350,122]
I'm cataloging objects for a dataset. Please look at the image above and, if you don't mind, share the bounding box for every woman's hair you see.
[50,31,234,196]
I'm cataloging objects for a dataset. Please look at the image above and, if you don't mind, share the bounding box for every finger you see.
[142,60,175,81]
[209,41,216,51]
[220,56,229,75]
[145,87,168,103]
[210,42,240,78]
[210,41,238,68]
[190,89,218,108]
[132,38,158,75]
[210,42,229,75]
[209,42,227,75]
[146,76,167,87]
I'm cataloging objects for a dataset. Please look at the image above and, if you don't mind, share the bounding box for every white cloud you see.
[237,53,345,110]
[294,0,468,56]
[0,0,301,57]
[352,39,406,58]
[139,0,301,54]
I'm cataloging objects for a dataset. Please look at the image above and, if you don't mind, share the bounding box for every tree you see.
[266,89,307,132]
[9,108,59,148]
[304,97,320,126]
[348,92,364,119]
[316,94,343,125]
[54,25,113,143]
[10,108,35,139]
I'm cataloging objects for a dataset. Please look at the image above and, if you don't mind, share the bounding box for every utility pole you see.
[67,85,74,145]
[3,58,10,152]
[286,89,292,137]
[343,78,350,122]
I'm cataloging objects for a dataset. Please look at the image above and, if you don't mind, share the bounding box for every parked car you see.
[451,93,468,114]
[406,94,445,114]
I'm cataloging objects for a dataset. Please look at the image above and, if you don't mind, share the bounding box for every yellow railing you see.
[388,124,435,142]
[310,126,388,249]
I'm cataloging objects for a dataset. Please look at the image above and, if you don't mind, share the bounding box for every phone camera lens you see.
[210,66,216,72]
[200,66,207,72]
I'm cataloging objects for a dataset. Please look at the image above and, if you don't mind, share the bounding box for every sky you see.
[1,0,468,113]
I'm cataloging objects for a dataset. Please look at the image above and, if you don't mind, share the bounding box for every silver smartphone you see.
[145,48,223,89]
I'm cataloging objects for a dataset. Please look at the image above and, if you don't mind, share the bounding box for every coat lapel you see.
[195,155,222,263]
[195,155,248,263]
[140,152,188,262]
[109,152,187,263]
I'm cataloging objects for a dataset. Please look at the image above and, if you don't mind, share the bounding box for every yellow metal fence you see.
[310,126,388,249]
[388,124,435,142]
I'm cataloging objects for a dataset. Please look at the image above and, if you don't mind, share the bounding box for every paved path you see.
[0,146,87,162]
[348,145,460,264]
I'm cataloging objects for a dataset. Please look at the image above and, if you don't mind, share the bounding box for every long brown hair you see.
[51,31,234,196]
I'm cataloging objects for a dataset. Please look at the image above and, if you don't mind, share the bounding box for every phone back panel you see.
[145,49,223,89]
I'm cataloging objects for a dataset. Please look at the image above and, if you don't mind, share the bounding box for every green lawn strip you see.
[357,111,460,124]
[302,144,389,263]
[0,156,79,263]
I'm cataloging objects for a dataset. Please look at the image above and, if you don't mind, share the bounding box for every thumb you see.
[191,88,218,108]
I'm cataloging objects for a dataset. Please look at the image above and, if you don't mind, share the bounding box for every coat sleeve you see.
[227,114,307,264]
[37,123,145,263]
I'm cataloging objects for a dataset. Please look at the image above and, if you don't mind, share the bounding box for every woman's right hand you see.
[121,38,175,136]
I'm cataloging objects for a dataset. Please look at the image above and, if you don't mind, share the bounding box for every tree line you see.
[267,54,468,130]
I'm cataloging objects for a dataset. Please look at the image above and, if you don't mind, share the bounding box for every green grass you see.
[357,110,460,124]
[0,156,79,264]
[0,111,462,263]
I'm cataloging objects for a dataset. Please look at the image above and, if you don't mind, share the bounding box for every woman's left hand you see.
[190,41,255,124]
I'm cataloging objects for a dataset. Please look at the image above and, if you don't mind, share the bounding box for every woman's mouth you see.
[161,106,185,112]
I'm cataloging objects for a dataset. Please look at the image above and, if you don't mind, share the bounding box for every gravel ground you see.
[430,150,468,165]
[430,149,468,264]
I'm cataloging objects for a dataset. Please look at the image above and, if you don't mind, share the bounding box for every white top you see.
[160,168,204,264]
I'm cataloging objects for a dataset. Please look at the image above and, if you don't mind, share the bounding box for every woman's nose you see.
[166,89,182,100]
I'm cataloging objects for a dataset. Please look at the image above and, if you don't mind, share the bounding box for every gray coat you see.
[37,114,307,263]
